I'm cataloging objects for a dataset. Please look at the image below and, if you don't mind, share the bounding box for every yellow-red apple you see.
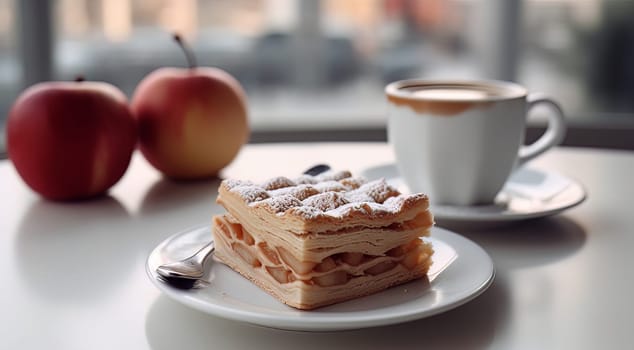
[130,34,249,179]
[7,78,137,201]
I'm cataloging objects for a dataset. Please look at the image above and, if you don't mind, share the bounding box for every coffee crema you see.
[386,81,525,116]
[410,88,495,100]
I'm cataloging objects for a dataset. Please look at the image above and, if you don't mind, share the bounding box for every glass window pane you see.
[519,0,634,122]
[0,0,18,154]
[51,0,482,131]
[3,0,633,156]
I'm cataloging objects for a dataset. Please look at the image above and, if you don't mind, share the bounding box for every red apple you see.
[7,78,137,201]
[130,34,249,180]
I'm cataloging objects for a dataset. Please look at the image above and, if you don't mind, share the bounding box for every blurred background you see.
[1,0,633,155]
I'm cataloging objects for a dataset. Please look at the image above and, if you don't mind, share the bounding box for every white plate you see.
[146,225,494,332]
[362,164,586,225]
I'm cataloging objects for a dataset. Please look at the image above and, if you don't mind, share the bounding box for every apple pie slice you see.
[212,170,434,310]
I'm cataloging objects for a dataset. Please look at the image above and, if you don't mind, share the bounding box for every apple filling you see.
[213,215,433,288]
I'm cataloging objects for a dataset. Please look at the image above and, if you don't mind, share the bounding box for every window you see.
[519,0,634,122]
[1,0,633,155]
[0,0,17,155]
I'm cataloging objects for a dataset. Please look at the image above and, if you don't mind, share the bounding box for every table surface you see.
[2,142,633,350]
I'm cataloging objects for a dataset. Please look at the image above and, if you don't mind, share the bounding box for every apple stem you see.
[172,33,197,69]
[75,75,85,82]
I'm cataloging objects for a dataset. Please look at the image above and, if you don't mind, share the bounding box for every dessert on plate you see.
[212,170,434,310]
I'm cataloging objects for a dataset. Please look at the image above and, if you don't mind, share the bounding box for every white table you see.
[2,143,633,349]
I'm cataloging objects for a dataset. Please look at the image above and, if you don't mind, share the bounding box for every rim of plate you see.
[146,225,494,331]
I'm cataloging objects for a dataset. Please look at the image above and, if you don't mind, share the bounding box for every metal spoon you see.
[155,164,331,288]
[303,164,331,176]
[156,241,215,288]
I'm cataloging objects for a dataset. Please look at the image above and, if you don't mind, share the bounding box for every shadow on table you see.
[447,215,587,269]
[128,176,225,256]
[14,176,226,305]
[145,274,510,350]
[14,196,134,302]
[137,176,223,219]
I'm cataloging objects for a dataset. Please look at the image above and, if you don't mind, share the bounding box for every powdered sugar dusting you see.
[230,185,270,202]
[302,192,348,211]
[313,181,347,193]
[383,195,406,209]
[253,195,302,213]
[223,179,253,190]
[268,184,319,200]
[316,170,352,182]
[220,170,427,221]
[287,205,324,219]
[294,175,317,185]
[358,179,400,203]
[263,176,296,190]
[340,177,364,189]
[343,190,374,204]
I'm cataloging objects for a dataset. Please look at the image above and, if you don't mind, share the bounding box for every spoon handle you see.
[189,240,215,266]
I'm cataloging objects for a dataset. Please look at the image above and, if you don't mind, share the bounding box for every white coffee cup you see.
[386,79,566,206]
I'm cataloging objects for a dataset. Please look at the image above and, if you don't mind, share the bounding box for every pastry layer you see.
[212,214,434,310]
[217,170,431,234]
[217,171,433,261]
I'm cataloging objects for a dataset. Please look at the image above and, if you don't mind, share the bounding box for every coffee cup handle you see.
[517,92,566,167]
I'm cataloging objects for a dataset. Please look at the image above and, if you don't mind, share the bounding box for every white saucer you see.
[362,164,586,225]
[146,225,494,332]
